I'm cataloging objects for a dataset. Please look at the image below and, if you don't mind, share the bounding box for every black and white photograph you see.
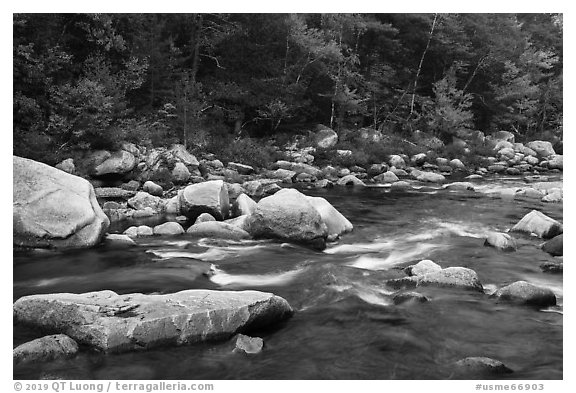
[10,4,567,389]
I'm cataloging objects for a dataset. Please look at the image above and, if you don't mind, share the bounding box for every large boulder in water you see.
[541,234,562,256]
[91,150,137,177]
[13,156,110,249]
[179,180,230,220]
[13,289,293,353]
[13,334,79,365]
[492,281,556,307]
[246,188,328,250]
[510,210,562,239]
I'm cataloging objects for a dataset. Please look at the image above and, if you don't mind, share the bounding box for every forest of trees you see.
[13,13,563,164]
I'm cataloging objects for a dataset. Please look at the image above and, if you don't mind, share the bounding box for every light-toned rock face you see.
[511,210,562,239]
[170,144,199,168]
[128,192,164,212]
[172,162,191,183]
[526,140,555,157]
[404,260,442,276]
[180,180,230,220]
[374,171,399,183]
[234,334,264,354]
[411,169,445,183]
[234,194,258,217]
[13,289,293,353]
[484,232,517,251]
[13,156,110,249]
[315,128,338,149]
[228,162,254,175]
[388,267,483,291]
[336,174,366,187]
[92,150,137,176]
[187,221,251,240]
[305,195,353,238]
[55,158,75,174]
[13,334,78,365]
[153,222,185,236]
[143,181,163,197]
[389,155,406,169]
[246,188,328,250]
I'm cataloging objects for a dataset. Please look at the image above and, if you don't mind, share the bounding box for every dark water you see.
[13,177,563,380]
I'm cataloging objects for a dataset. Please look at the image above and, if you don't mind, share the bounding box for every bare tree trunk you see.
[462,55,487,95]
[330,29,343,129]
[191,14,203,84]
[408,13,438,119]
[183,84,188,149]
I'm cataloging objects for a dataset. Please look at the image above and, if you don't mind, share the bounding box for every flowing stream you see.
[13,176,563,380]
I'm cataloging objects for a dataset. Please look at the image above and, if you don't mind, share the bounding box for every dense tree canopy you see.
[13,13,562,163]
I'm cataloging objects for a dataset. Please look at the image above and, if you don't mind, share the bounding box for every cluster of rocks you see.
[13,289,291,363]
[47,128,563,221]
[121,183,353,251]
[483,209,563,272]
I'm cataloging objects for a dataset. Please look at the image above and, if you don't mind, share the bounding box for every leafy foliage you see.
[13,13,562,162]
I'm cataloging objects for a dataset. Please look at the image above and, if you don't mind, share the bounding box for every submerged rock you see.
[13,156,110,249]
[13,334,78,365]
[392,292,429,305]
[492,281,556,307]
[246,188,328,250]
[187,221,250,240]
[484,232,517,252]
[542,234,562,256]
[443,182,474,191]
[388,267,483,292]
[540,260,563,274]
[510,210,562,239]
[13,289,293,353]
[453,357,513,377]
[180,180,230,220]
[233,334,264,354]
[104,234,137,248]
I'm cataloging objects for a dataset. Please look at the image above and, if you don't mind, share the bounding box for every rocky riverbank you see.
[13,127,563,377]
